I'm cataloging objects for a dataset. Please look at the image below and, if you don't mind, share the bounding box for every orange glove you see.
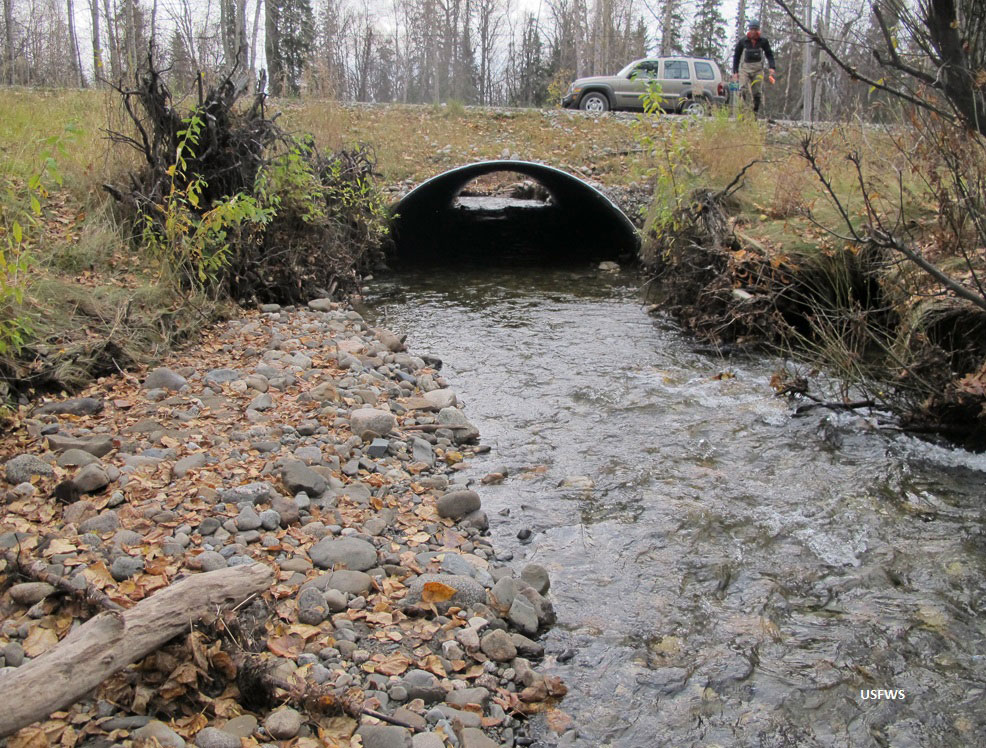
[768,69,776,84]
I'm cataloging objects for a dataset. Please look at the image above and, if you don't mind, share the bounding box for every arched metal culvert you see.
[390,160,640,266]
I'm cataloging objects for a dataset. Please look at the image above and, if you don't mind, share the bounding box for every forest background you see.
[3,0,883,122]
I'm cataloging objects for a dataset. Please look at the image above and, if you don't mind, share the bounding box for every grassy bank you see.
[0,89,209,401]
[636,112,986,442]
[278,100,646,187]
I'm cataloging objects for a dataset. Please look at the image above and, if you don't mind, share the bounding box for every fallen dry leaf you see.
[317,716,357,742]
[365,611,394,626]
[421,581,458,603]
[8,726,49,748]
[418,654,447,677]
[267,633,305,658]
[370,651,411,676]
[287,623,322,639]
[23,626,59,657]
[44,539,77,556]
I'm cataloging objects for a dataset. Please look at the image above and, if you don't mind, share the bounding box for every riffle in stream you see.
[364,266,986,747]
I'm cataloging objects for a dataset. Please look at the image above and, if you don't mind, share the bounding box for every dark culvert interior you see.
[389,160,640,267]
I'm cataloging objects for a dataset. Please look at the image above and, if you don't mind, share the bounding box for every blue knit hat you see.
[747,19,760,29]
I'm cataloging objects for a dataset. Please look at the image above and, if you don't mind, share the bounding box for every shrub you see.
[106,60,390,305]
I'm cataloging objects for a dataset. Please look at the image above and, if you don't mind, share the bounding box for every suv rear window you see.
[694,61,715,80]
[663,61,689,80]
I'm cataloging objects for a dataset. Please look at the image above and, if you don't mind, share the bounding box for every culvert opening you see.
[390,160,639,267]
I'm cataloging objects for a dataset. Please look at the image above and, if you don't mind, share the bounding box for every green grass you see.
[0,89,136,197]
[0,89,210,392]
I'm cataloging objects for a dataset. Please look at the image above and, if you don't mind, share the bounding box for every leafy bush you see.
[227,140,390,304]
[106,61,390,305]
[139,111,275,293]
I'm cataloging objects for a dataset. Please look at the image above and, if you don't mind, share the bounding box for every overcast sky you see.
[68,0,754,79]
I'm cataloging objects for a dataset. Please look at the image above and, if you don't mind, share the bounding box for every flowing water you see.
[364,266,986,748]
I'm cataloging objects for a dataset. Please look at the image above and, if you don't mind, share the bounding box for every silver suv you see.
[561,57,728,114]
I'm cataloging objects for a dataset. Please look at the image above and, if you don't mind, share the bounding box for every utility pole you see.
[802,0,813,122]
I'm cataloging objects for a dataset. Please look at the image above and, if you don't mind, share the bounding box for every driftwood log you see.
[0,562,274,738]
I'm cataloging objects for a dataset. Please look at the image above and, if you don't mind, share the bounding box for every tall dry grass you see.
[0,89,215,396]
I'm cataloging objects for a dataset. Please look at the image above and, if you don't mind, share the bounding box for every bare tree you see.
[476,0,505,103]
[249,0,261,81]
[66,0,85,85]
[3,0,15,83]
[773,0,986,135]
[102,0,121,80]
[89,0,102,81]
[220,0,247,68]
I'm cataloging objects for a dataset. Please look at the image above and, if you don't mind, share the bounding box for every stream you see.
[363,266,986,747]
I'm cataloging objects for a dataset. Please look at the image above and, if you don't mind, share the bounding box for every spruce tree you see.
[266,0,314,96]
[688,0,727,60]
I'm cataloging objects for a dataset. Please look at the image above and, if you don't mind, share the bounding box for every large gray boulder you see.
[133,721,185,748]
[507,594,539,635]
[10,582,55,606]
[56,448,99,468]
[436,490,481,519]
[309,382,340,402]
[173,453,207,478]
[73,463,111,493]
[422,388,456,410]
[37,397,104,416]
[5,454,54,484]
[218,481,279,505]
[521,563,550,594]
[405,573,486,612]
[263,708,302,740]
[480,629,517,662]
[357,724,413,748]
[373,328,406,353]
[400,669,445,703]
[308,537,377,570]
[204,368,240,385]
[308,298,334,312]
[281,460,326,497]
[350,408,396,438]
[194,727,241,748]
[302,569,374,595]
[437,407,479,443]
[143,367,188,391]
[46,434,114,457]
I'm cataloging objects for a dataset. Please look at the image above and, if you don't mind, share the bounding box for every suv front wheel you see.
[580,92,609,113]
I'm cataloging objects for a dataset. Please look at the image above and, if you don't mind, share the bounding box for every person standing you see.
[731,19,776,116]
